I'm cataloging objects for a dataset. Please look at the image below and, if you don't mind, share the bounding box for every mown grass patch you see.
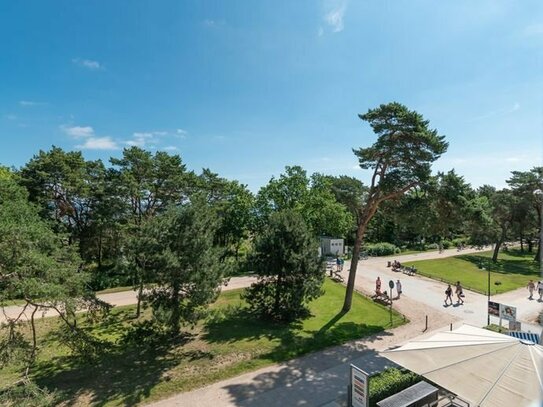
[1,278,405,406]
[404,249,539,294]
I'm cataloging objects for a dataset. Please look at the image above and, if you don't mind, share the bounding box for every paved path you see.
[146,248,542,407]
[0,276,258,324]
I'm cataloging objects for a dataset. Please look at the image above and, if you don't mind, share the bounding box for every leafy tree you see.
[243,210,324,321]
[136,198,228,333]
[110,147,193,316]
[20,147,107,257]
[507,167,543,261]
[256,166,353,238]
[0,178,108,383]
[343,103,448,311]
[196,169,255,259]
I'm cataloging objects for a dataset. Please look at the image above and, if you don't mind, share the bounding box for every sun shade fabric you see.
[380,325,543,407]
[507,331,540,345]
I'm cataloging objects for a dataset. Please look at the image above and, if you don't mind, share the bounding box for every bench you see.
[403,266,417,276]
[372,291,392,306]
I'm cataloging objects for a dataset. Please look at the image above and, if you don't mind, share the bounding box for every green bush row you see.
[369,368,421,406]
[364,242,400,256]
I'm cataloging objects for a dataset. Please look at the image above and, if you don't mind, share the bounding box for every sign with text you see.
[350,364,369,407]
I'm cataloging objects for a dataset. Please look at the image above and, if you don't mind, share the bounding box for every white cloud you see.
[61,125,95,138]
[126,132,153,147]
[19,100,44,107]
[176,128,188,138]
[203,19,225,27]
[324,1,347,33]
[164,146,178,151]
[523,23,543,37]
[76,137,118,150]
[72,58,104,70]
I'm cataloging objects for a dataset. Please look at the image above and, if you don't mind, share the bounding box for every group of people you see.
[527,280,543,301]
[375,276,402,299]
[444,281,464,306]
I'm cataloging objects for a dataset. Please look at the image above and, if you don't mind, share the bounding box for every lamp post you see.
[480,262,490,326]
[534,189,543,267]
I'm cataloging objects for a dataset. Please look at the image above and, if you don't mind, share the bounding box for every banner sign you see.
[499,303,517,321]
[488,301,500,317]
[350,364,369,407]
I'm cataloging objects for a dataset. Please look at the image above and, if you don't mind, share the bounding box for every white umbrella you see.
[381,324,543,407]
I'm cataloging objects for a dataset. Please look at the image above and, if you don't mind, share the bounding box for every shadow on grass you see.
[32,317,208,407]
[203,307,391,365]
[458,254,539,277]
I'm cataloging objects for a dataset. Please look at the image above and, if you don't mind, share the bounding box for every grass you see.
[403,249,540,294]
[0,278,405,406]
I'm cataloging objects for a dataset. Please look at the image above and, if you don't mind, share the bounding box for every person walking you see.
[455,281,464,305]
[396,279,402,299]
[376,277,382,295]
[527,280,535,300]
[538,281,543,301]
[444,284,453,306]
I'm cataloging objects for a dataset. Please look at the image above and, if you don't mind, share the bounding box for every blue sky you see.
[1,0,541,191]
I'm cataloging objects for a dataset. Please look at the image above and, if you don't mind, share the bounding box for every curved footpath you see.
[147,248,542,407]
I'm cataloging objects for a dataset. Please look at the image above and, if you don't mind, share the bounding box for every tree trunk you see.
[520,233,524,253]
[342,205,377,312]
[97,230,103,268]
[136,277,144,318]
[492,228,506,263]
[528,239,533,253]
[170,283,181,334]
[535,241,541,263]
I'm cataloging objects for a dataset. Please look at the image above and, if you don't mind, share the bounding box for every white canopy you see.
[381,324,543,407]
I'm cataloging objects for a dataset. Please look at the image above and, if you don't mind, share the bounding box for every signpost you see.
[388,280,394,325]
[350,364,370,407]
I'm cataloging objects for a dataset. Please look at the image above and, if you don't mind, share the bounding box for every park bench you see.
[403,266,417,276]
[372,291,392,306]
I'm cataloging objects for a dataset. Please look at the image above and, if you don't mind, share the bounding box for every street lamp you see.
[479,261,491,326]
[534,189,543,267]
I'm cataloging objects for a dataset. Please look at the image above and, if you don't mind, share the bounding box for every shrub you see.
[426,243,439,250]
[369,368,421,406]
[364,243,400,257]
[442,240,452,249]
[451,237,469,247]
[0,380,57,407]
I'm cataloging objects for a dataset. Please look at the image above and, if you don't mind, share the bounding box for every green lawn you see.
[0,278,405,406]
[404,249,539,294]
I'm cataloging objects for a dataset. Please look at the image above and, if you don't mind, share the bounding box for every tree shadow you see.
[32,325,208,406]
[221,341,397,406]
[203,306,392,365]
[458,254,538,277]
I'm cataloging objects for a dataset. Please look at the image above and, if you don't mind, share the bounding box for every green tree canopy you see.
[243,210,324,321]
[343,102,448,311]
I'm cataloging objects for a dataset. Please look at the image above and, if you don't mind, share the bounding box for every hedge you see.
[364,243,400,257]
[369,368,421,406]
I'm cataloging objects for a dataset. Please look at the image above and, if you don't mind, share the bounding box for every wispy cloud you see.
[470,102,520,122]
[72,58,104,70]
[164,146,178,151]
[76,137,118,150]
[19,100,46,107]
[324,1,347,33]
[125,130,172,147]
[61,125,95,138]
[203,19,225,28]
[523,23,543,37]
[176,128,188,138]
